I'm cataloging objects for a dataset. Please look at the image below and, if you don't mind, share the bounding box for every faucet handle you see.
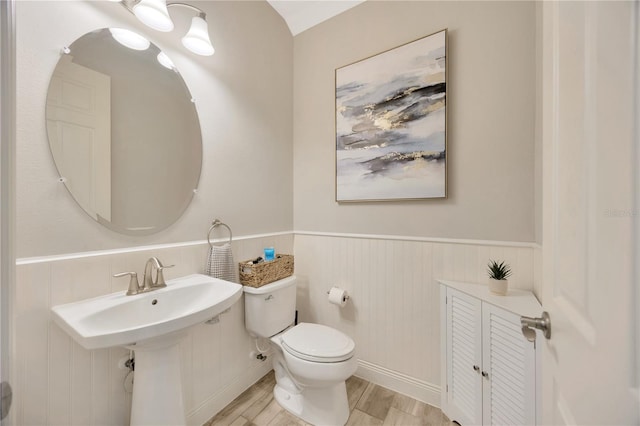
[155,264,174,287]
[114,272,140,296]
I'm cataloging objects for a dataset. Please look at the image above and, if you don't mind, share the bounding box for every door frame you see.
[634,0,640,409]
[0,0,16,423]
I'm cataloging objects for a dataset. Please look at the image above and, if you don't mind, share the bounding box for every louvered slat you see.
[490,349,525,382]
[492,372,526,404]
[487,310,528,425]
[449,291,480,423]
[490,329,524,353]
[492,397,524,424]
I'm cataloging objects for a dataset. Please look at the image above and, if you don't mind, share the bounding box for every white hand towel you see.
[205,243,237,283]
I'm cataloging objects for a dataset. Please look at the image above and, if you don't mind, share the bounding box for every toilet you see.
[243,276,357,426]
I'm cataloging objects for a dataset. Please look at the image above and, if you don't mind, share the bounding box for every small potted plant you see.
[487,260,512,295]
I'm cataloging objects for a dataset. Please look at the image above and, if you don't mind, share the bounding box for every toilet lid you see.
[281,323,355,363]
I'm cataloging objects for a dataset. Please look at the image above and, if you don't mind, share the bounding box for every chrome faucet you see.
[113,257,174,296]
[142,257,173,291]
[113,271,141,296]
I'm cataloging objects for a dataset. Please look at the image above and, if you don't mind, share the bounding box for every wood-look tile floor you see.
[205,371,452,426]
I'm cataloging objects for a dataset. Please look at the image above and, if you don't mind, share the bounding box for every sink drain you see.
[151,299,158,305]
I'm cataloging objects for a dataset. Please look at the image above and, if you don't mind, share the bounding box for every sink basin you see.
[51,273,242,350]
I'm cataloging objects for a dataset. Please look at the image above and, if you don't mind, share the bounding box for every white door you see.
[46,55,111,221]
[540,1,638,424]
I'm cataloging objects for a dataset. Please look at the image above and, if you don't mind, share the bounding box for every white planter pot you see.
[489,278,508,295]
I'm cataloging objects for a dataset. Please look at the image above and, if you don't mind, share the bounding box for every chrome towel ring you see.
[207,219,232,247]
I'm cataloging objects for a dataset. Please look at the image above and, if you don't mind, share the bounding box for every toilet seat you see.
[281,323,355,363]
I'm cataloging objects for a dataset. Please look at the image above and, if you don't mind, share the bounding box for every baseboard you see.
[355,360,441,408]
[186,360,273,426]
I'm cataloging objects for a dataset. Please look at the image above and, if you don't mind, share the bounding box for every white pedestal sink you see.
[127,331,188,425]
[51,274,243,426]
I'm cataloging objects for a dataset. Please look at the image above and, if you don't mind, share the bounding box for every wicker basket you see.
[239,254,294,287]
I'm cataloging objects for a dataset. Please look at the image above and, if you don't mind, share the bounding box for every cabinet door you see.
[445,288,483,425]
[482,303,535,425]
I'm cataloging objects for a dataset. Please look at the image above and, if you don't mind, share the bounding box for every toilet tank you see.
[243,275,297,338]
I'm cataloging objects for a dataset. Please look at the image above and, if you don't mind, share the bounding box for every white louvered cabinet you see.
[439,280,541,426]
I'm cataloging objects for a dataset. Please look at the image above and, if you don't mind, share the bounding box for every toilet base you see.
[274,381,350,426]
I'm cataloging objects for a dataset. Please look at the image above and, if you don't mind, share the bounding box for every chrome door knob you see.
[521,311,551,341]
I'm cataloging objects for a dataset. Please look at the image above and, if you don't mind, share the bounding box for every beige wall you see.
[293,1,536,242]
[534,0,543,245]
[10,1,543,421]
[16,1,293,258]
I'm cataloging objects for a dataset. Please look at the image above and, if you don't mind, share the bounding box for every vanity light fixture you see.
[121,0,215,56]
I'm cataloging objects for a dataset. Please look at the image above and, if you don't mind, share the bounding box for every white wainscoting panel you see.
[293,234,534,406]
[11,233,292,426]
[12,232,533,425]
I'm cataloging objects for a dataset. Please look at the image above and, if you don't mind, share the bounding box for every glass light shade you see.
[109,28,151,51]
[157,51,175,70]
[133,0,174,32]
[181,15,215,56]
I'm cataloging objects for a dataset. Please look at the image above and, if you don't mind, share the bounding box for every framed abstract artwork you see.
[335,29,447,202]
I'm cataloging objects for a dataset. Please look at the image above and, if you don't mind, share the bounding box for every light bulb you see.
[181,14,215,56]
[133,0,174,32]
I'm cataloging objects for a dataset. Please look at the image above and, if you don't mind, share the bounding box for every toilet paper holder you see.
[326,289,350,301]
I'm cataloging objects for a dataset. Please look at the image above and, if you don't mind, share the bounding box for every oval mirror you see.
[46,28,202,235]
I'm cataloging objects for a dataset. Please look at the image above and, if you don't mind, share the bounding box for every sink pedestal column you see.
[128,332,188,426]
